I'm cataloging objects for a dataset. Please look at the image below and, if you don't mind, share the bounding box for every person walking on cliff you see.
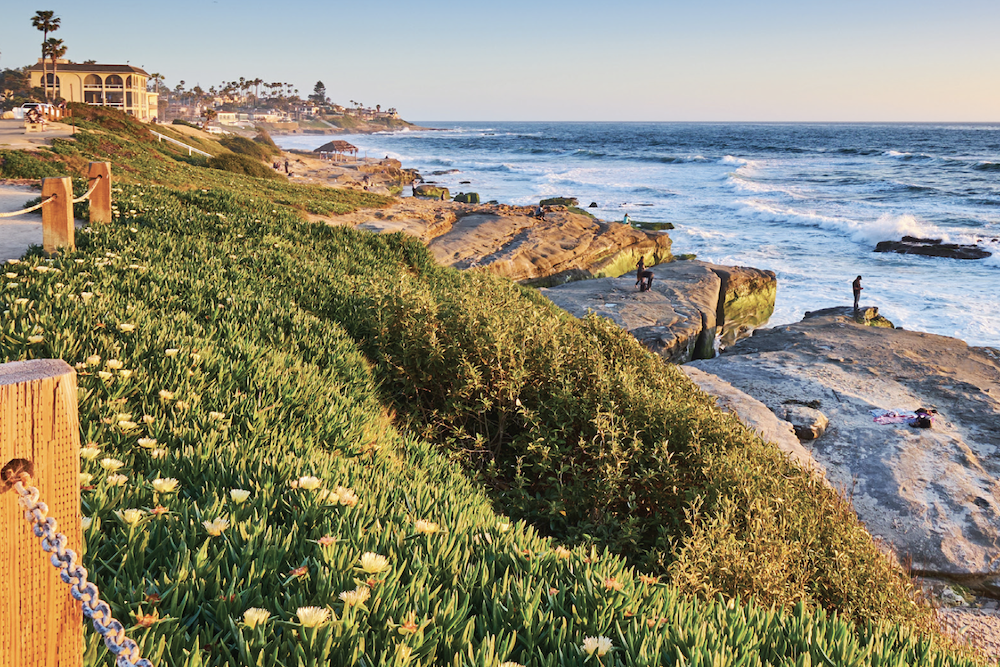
[636,257,654,292]
[853,275,863,311]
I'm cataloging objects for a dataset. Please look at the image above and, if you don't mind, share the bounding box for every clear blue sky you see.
[2,0,998,121]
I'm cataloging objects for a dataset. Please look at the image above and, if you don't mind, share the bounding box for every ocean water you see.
[276,123,1000,347]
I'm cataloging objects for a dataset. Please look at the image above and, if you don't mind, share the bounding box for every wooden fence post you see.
[41,178,74,255]
[87,162,112,224]
[0,359,82,667]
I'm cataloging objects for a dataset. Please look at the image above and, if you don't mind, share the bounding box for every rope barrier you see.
[0,195,56,218]
[0,173,104,218]
[4,463,154,667]
[72,174,104,204]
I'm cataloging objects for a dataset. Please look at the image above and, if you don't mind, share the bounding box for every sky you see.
[2,0,999,122]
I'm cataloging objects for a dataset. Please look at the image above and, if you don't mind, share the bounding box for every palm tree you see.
[43,38,67,102]
[149,72,164,94]
[31,11,60,102]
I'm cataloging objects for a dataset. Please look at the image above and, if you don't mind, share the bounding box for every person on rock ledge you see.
[853,275,863,311]
[636,257,654,292]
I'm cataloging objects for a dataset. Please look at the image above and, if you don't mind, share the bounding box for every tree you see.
[43,38,66,102]
[149,72,164,94]
[31,11,60,102]
[310,81,326,104]
[202,108,217,129]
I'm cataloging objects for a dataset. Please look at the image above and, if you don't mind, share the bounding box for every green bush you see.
[219,135,272,161]
[252,129,282,156]
[207,152,283,180]
[0,149,70,179]
[171,118,200,129]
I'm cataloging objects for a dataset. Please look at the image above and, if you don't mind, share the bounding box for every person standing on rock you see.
[636,257,654,292]
[853,275,863,311]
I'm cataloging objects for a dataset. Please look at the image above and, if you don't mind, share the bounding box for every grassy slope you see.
[0,108,980,666]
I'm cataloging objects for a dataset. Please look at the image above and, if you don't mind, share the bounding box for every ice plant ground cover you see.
[0,107,985,666]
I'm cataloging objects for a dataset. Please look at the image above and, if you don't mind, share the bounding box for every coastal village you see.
[2,11,1000,667]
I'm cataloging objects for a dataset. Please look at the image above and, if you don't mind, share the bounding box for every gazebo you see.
[314,140,358,162]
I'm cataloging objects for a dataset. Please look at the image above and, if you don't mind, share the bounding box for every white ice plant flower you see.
[203,516,230,536]
[151,477,179,493]
[297,475,322,491]
[296,606,329,627]
[581,636,613,658]
[106,473,128,486]
[100,458,124,472]
[230,489,251,503]
[242,608,271,629]
[116,509,145,526]
[358,552,390,574]
[79,446,101,460]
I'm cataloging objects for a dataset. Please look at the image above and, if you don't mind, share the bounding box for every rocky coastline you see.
[301,144,1000,629]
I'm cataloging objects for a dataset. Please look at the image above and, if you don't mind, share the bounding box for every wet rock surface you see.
[874,235,992,260]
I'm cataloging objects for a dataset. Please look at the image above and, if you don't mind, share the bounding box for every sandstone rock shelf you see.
[688,307,1000,585]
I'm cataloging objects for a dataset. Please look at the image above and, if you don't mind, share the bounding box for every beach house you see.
[27,59,158,122]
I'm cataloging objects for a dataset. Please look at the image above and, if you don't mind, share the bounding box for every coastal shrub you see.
[67,103,154,143]
[0,182,975,666]
[206,152,282,179]
[0,148,70,179]
[171,118,200,129]
[287,241,925,625]
[219,135,272,161]
[252,129,281,156]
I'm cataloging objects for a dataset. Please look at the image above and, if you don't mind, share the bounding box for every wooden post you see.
[41,178,74,255]
[87,162,112,224]
[0,359,82,667]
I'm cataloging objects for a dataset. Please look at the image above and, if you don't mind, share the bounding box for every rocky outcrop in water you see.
[875,236,992,260]
[688,308,1000,586]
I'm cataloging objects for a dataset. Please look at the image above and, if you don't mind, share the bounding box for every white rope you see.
[0,195,55,218]
[72,174,104,204]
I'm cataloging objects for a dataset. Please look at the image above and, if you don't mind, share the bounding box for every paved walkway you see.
[0,118,76,150]
[0,184,45,261]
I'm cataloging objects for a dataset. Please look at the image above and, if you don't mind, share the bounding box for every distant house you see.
[27,59,158,122]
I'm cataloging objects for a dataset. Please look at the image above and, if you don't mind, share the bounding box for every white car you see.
[15,103,55,120]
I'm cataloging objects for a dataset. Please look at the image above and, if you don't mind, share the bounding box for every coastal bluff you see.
[688,307,1000,586]
[330,199,672,282]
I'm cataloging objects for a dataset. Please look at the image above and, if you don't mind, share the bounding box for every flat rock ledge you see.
[688,307,1000,586]
[541,260,776,364]
[332,199,671,283]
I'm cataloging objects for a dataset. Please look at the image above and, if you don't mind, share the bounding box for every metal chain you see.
[12,472,155,667]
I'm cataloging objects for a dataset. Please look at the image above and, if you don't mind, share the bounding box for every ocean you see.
[276,123,1000,347]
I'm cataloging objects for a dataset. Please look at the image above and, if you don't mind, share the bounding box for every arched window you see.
[85,74,102,86]
[126,76,133,88]
[106,74,124,88]
[44,74,60,86]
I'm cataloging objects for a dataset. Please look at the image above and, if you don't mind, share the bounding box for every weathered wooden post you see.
[41,177,74,255]
[0,359,82,667]
[87,162,112,224]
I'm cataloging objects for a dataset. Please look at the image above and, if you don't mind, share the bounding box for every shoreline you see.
[284,137,1000,657]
